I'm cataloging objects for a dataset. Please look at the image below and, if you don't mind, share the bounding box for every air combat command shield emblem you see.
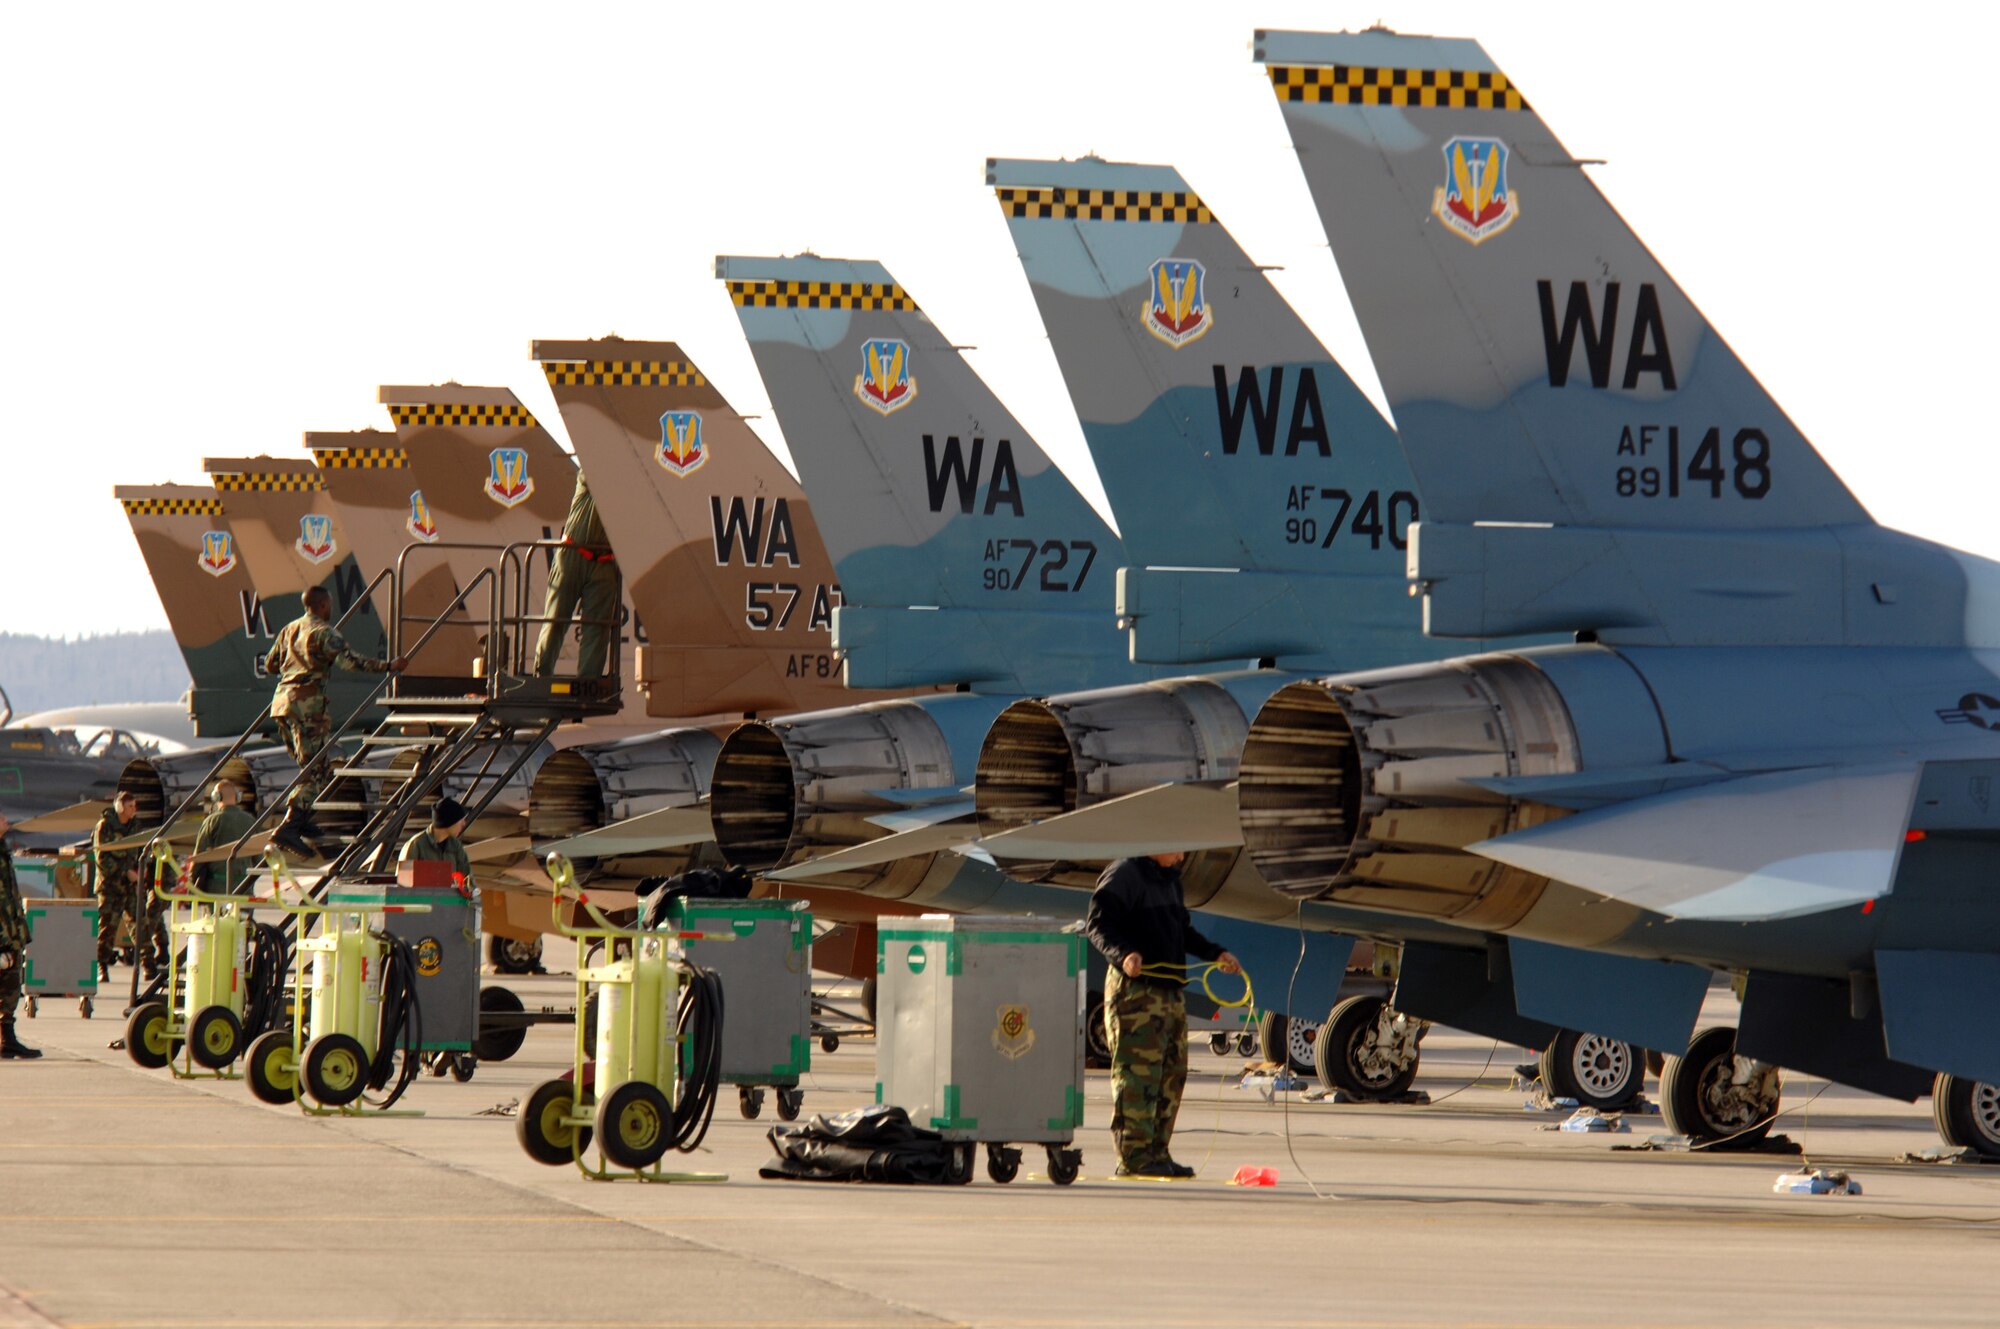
[854,338,917,415]
[657,410,707,476]
[294,513,335,564]
[406,490,439,543]
[198,530,237,577]
[1433,136,1519,245]
[483,447,535,508]
[1142,258,1213,349]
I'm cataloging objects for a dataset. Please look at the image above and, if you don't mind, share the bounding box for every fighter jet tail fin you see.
[719,254,1138,694]
[1253,29,1869,536]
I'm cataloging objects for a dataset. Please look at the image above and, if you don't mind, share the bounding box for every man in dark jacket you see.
[1084,852,1238,1177]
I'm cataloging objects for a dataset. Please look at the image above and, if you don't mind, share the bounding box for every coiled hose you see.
[667,963,725,1153]
[241,921,290,1039]
[363,933,424,1109]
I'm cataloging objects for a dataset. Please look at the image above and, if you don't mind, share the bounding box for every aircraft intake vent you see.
[1239,657,1578,929]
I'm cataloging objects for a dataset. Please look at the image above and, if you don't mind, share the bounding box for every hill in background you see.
[0,631,189,715]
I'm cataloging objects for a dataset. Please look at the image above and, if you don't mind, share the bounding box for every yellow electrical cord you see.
[1135,960,1257,1018]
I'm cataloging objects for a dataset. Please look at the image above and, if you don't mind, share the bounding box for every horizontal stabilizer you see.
[102,816,205,852]
[1470,763,1920,920]
[466,835,532,863]
[864,797,976,833]
[14,799,111,834]
[1468,762,1733,811]
[978,781,1242,860]
[767,819,979,881]
[188,831,279,865]
[539,804,713,859]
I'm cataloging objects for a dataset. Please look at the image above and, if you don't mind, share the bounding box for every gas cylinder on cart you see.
[307,920,388,1063]
[593,935,680,1097]
[183,907,249,1022]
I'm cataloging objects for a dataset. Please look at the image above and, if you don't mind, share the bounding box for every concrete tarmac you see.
[2,974,1996,1329]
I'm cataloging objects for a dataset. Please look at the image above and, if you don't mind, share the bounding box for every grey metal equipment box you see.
[373,883,480,1052]
[877,915,1085,1144]
[16,860,99,1011]
[668,898,812,1087]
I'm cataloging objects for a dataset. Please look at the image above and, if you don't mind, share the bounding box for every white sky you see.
[5,3,1992,638]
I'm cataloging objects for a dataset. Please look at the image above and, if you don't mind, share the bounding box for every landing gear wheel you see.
[944,1142,975,1185]
[738,1087,765,1120]
[1660,1025,1779,1148]
[1258,1011,1318,1076]
[471,985,527,1063]
[487,934,542,976]
[188,1004,244,1070]
[518,1078,591,1166]
[1085,994,1111,1068]
[1208,1030,1231,1056]
[1315,995,1421,1100]
[1933,1074,2000,1159]
[1539,1030,1643,1111]
[301,1033,369,1108]
[450,1053,476,1083]
[245,1030,298,1104]
[1234,1029,1257,1057]
[124,1000,176,1070]
[820,1033,839,1054]
[595,1080,673,1170]
[775,1088,804,1121]
[986,1144,1022,1183]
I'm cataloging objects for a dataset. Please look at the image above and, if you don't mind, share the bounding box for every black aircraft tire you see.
[1660,1026,1775,1148]
[472,985,528,1063]
[1934,1074,2000,1159]
[1315,995,1419,1100]
[1539,1030,1644,1111]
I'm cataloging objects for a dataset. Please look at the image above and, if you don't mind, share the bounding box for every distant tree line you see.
[0,631,189,715]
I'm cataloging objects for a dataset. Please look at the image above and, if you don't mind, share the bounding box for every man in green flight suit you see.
[265,586,406,858]
[531,472,618,679]
[0,812,43,1059]
[400,797,477,939]
[189,780,257,895]
[93,789,161,979]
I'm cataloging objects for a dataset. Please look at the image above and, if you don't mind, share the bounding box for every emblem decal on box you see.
[993,1003,1035,1059]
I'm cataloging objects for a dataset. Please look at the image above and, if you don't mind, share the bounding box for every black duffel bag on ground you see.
[760,1104,960,1184]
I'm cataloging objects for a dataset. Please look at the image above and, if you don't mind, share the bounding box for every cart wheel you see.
[944,1142,975,1185]
[451,1053,476,1083]
[124,1000,176,1070]
[1208,1030,1229,1055]
[738,1087,765,1120]
[471,985,527,1063]
[245,1029,298,1105]
[820,1033,840,1054]
[519,1078,591,1166]
[23,995,36,1019]
[188,1005,244,1070]
[986,1145,1021,1183]
[595,1080,673,1170]
[78,996,93,1020]
[776,1088,804,1121]
[1234,1029,1257,1057]
[302,1033,368,1108]
[1045,1146,1081,1186]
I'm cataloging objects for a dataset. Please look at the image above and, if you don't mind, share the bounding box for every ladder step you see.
[378,713,485,726]
[386,695,489,707]
[331,767,416,780]
[310,802,375,812]
[358,734,450,747]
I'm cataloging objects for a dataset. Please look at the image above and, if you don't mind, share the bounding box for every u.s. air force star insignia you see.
[993,1004,1034,1060]
[1937,693,2000,730]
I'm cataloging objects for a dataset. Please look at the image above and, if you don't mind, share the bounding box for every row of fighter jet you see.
[105,28,2000,1158]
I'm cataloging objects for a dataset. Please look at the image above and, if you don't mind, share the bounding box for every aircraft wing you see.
[99,816,206,851]
[538,804,714,858]
[13,799,111,834]
[1468,763,1923,922]
[765,819,979,881]
[977,781,1243,860]
[465,835,532,863]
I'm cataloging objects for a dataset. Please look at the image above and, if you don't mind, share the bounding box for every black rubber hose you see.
[240,921,291,1039]
[363,933,424,1109]
[668,963,724,1153]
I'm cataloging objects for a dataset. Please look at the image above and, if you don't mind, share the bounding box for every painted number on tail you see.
[981,539,1097,592]
[1284,487,1417,551]
[712,496,841,635]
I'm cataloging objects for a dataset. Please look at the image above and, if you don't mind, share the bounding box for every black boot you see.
[1,1023,41,1060]
[270,809,314,859]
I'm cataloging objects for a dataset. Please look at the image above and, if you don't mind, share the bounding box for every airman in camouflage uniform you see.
[531,472,618,678]
[264,586,404,854]
[93,790,161,976]
[1085,851,1240,1177]
[1,812,42,1058]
